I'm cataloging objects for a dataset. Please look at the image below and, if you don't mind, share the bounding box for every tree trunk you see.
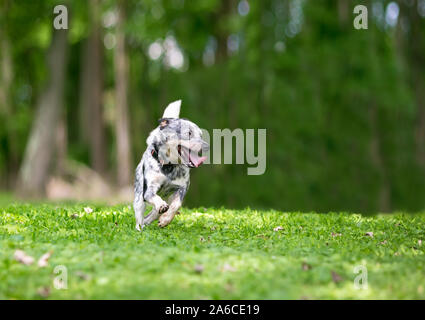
[0,27,12,116]
[366,24,391,212]
[18,29,69,196]
[214,0,233,62]
[55,112,67,176]
[0,0,19,187]
[400,1,425,168]
[337,0,349,27]
[79,0,107,175]
[369,104,391,212]
[114,0,132,187]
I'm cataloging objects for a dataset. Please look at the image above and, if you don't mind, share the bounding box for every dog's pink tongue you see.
[190,154,207,167]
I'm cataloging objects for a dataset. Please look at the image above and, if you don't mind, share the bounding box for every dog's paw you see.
[158,203,169,214]
[158,215,171,228]
[135,223,144,232]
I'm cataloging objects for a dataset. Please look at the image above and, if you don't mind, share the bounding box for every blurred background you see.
[0,0,424,213]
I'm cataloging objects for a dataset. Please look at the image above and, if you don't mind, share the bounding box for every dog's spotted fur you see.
[133,101,208,230]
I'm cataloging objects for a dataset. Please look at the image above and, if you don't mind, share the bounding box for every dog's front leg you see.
[158,188,186,228]
[144,182,169,215]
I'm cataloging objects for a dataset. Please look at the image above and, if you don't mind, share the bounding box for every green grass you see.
[1,201,425,299]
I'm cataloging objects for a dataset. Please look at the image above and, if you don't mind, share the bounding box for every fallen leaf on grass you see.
[379,240,388,245]
[75,271,91,280]
[364,232,374,237]
[331,271,343,283]
[273,226,284,232]
[37,287,50,298]
[331,232,342,237]
[84,207,93,214]
[302,262,312,271]
[221,263,236,272]
[419,240,422,246]
[37,251,53,268]
[71,214,79,219]
[199,236,211,242]
[14,250,34,265]
[225,283,234,292]
[194,264,204,274]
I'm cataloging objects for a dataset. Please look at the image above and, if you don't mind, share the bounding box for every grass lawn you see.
[1,201,425,299]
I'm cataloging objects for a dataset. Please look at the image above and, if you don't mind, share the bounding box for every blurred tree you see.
[399,0,425,168]
[0,2,12,117]
[78,0,107,175]
[18,28,69,196]
[338,0,350,26]
[214,0,234,62]
[114,0,132,187]
[0,0,17,187]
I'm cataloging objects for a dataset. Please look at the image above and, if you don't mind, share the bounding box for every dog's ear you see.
[162,100,181,119]
[158,118,169,129]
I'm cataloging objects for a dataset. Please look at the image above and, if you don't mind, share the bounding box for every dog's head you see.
[147,100,209,168]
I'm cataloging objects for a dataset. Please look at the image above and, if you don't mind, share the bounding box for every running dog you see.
[133,100,209,230]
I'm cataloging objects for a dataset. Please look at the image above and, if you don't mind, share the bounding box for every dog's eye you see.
[188,131,192,137]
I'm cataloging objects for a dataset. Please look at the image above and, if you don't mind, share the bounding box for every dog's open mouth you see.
[178,145,207,168]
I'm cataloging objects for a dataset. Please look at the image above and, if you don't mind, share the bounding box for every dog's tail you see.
[134,160,145,230]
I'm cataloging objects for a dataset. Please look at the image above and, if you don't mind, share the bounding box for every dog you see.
[133,100,209,230]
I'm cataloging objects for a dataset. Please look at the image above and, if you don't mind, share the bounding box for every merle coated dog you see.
[134,100,209,230]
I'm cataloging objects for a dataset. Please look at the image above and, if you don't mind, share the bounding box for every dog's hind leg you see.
[134,198,146,231]
[134,161,146,231]
[143,208,160,226]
